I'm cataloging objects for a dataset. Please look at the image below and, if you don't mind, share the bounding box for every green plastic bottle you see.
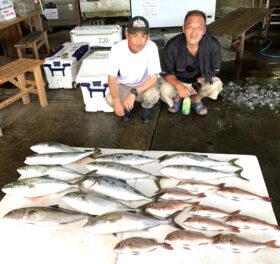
[182,97,191,115]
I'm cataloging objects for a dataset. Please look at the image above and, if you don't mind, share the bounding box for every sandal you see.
[168,100,181,114]
[192,102,208,116]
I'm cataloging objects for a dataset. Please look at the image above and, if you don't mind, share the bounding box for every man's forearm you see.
[136,74,158,94]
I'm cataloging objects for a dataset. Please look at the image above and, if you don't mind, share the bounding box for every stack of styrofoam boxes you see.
[43,42,90,89]
[76,50,113,112]
[70,25,122,48]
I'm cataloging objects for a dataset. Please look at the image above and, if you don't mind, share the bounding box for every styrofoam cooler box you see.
[43,42,90,89]
[76,51,113,112]
[70,25,122,48]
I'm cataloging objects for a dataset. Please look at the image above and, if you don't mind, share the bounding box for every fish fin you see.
[265,240,280,248]
[167,210,183,221]
[153,178,161,191]
[273,225,280,231]
[161,243,173,250]
[158,154,170,163]
[231,210,241,215]
[229,158,242,168]
[235,169,249,181]
[230,226,240,233]
[262,196,272,202]
[198,193,207,198]
[218,183,226,188]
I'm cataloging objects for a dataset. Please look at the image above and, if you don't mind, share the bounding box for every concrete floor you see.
[0,26,280,223]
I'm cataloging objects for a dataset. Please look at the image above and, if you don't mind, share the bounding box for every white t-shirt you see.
[107,39,161,87]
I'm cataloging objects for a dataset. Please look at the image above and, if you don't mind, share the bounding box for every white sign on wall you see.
[131,0,216,28]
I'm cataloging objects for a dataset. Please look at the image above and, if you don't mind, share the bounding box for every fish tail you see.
[262,196,272,202]
[153,178,161,190]
[198,193,207,198]
[265,240,280,248]
[273,224,280,231]
[231,210,241,215]
[217,183,226,188]
[236,169,249,181]
[160,243,173,250]
[230,226,240,233]
[158,154,169,163]
[229,158,242,169]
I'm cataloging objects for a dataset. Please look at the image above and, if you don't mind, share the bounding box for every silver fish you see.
[176,180,225,193]
[30,142,80,153]
[17,165,50,177]
[159,153,240,169]
[83,211,171,234]
[154,187,206,200]
[78,176,151,201]
[17,165,85,181]
[213,234,280,253]
[2,176,76,197]
[62,192,137,215]
[165,230,214,248]
[95,153,157,165]
[225,214,280,231]
[160,165,248,181]
[216,186,271,202]
[24,151,94,165]
[143,200,196,219]
[86,161,155,180]
[183,216,239,232]
[3,206,85,225]
[189,204,240,218]
[114,237,172,254]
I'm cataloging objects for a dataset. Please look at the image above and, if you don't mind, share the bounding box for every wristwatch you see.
[130,88,138,96]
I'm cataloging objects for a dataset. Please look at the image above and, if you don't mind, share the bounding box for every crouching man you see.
[106,16,161,123]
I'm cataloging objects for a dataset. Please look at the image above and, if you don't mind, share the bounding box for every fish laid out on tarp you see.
[24,151,94,166]
[183,215,239,233]
[216,186,271,202]
[114,237,172,255]
[142,200,197,219]
[225,214,280,231]
[83,211,172,235]
[2,176,76,198]
[159,153,241,169]
[213,234,280,253]
[2,206,85,225]
[94,153,157,165]
[86,161,155,180]
[165,230,215,248]
[78,176,151,201]
[17,165,86,181]
[189,204,240,218]
[176,180,225,193]
[62,192,138,215]
[153,187,206,201]
[30,142,81,154]
[160,165,248,181]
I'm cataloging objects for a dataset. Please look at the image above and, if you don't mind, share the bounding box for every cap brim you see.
[127,28,150,34]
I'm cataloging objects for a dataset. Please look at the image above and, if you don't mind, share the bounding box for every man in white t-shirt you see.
[106,16,161,123]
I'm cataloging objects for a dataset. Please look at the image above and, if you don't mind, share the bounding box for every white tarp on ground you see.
[0,149,279,264]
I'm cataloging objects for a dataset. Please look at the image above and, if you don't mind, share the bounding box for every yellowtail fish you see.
[114,237,172,254]
[216,186,271,202]
[3,206,85,225]
[2,176,76,197]
[95,153,157,165]
[24,151,93,165]
[30,142,81,153]
[165,230,215,248]
[160,165,248,181]
[83,211,172,235]
[213,234,280,253]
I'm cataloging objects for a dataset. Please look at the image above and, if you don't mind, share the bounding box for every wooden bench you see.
[0,58,48,110]
[14,31,50,60]
[207,7,273,57]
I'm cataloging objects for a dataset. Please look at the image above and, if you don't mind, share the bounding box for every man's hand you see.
[177,84,190,98]
[123,93,136,111]
[113,100,125,117]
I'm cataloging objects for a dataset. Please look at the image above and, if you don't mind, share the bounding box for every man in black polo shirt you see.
[160,10,223,116]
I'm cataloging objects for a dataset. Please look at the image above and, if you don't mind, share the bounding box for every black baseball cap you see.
[127,16,150,34]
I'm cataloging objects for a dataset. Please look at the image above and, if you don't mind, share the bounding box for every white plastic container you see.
[43,42,90,89]
[76,51,113,112]
[70,25,122,48]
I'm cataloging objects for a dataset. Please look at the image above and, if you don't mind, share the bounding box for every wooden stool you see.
[0,58,48,110]
[14,31,50,60]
